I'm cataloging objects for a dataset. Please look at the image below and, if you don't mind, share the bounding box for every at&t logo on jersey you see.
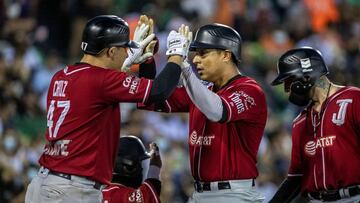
[190,130,215,146]
[304,136,336,156]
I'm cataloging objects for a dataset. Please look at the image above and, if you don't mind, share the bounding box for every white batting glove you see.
[121,18,155,72]
[133,22,156,64]
[166,24,193,58]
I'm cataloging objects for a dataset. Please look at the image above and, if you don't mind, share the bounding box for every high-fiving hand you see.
[121,15,157,72]
[166,24,193,58]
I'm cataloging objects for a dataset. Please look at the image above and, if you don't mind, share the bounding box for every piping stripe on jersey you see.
[320,100,329,190]
[198,145,203,181]
[142,80,152,104]
[144,181,160,203]
[318,87,348,190]
[197,123,207,181]
[288,174,303,177]
[165,100,172,113]
[294,115,306,128]
[191,145,196,180]
[102,186,119,192]
[317,87,353,190]
[64,66,91,75]
[321,147,327,190]
[314,164,319,190]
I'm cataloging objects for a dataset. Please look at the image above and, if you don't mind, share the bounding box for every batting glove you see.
[166,24,193,58]
[121,18,155,72]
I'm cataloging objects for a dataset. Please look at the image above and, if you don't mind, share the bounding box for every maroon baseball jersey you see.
[102,180,160,203]
[140,75,267,181]
[38,63,152,184]
[288,86,360,193]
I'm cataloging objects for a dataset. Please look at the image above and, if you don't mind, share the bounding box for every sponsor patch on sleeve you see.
[122,76,141,94]
[228,91,256,114]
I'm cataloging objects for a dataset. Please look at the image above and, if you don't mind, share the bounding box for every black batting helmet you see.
[113,135,150,178]
[271,47,329,86]
[189,23,242,62]
[81,15,138,55]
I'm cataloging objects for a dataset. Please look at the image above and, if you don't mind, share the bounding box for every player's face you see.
[191,49,225,82]
[108,46,128,69]
[116,46,128,67]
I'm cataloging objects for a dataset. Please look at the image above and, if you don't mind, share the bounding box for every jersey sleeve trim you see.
[143,80,152,103]
[102,185,119,192]
[220,96,232,122]
[288,173,303,177]
[64,66,91,75]
[144,181,160,203]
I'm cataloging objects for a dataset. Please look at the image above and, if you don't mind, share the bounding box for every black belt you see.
[308,185,360,201]
[194,179,255,193]
[49,171,102,190]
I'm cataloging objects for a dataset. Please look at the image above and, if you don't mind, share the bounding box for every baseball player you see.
[24,15,184,203]
[269,47,360,203]
[102,136,162,203]
[139,24,267,203]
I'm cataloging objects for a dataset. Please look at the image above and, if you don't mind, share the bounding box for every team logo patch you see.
[300,58,313,72]
[304,136,336,157]
[228,91,256,114]
[332,99,352,126]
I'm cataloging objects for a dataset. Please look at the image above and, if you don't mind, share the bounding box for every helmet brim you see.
[110,40,139,48]
[271,74,291,86]
[189,41,225,51]
[126,40,139,48]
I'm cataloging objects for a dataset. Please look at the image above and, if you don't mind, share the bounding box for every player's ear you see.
[222,50,232,63]
[107,47,117,59]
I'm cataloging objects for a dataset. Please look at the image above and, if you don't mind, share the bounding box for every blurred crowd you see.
[0,0,359,202]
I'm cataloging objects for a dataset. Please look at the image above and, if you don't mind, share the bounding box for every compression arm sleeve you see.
[268,176,301,203]
[139,59,156,79]
[147,62,181,104]
[181,65,227,122]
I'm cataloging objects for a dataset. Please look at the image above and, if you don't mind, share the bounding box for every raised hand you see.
[166,24,193,58]
[121,15,156,72]
[149,143,162,168]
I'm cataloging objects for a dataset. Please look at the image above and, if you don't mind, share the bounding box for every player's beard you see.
[288,81,312,106]
[289,91,311,106]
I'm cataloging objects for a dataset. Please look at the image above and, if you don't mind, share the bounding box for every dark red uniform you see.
[289,86,360,193]
[141,75,267,181]
[39,63,153,184]
[102,179,160,203]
